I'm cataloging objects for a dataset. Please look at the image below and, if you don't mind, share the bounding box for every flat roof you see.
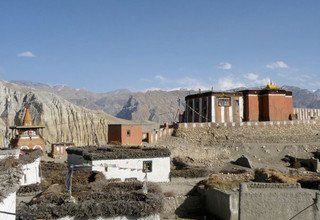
[186,91,243,99]
[108,124,142,126]
[10,125,45,129]
[185,88,292,99]
[67,146,171,160]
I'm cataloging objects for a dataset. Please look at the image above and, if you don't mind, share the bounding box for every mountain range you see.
[1,80,320,146]
[11,81,320,124]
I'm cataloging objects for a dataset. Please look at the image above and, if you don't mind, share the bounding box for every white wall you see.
[58,214,160,220]
[20,157,41,186]
[0,192,16,220]
[92,157,170,182]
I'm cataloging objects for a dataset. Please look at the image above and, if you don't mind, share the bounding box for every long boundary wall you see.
[177,119,317,129]
[239,182,320,220]
[205,188,238,220]
[294,108,320,120]
[143,128,174,144]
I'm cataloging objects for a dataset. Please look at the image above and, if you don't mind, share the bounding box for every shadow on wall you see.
[174,185,205,219]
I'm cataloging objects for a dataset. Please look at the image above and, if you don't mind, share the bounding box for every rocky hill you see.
[0,81,126,147]
[11,81,190,123]
[11,81,320,124]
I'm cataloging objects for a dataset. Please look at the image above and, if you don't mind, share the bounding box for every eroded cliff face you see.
[0,81,124,147]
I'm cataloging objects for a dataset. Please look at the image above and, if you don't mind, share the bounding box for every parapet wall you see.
[177,119,317,129]
[294,108,320,120]
[175,120,320,144]
[239,182,320,220]
[143,127,174,144]
[205,188,238,220]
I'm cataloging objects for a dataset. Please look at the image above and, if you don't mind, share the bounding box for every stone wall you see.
[294,108,320,120]
[58,214,160,220]
[162,196,204,218]
[205,188,238,220]
[239,182,320,220]
[144,127,174,144]
[175,121,320,144]
[178,119,317,130]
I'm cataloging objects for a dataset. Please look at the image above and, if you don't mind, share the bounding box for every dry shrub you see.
[254,168,320,184]
[0,156,19,169]
[172,157,190,169]
[171,167,210,178]
[219,169,248,175]
[254,168,297,183]
[17,183,41,195]
[200,173,253,190]
[17,181,163,219]
[163,191,175,197]
[66,146,171,160]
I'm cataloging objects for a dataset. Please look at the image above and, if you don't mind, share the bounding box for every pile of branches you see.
[0,156,22,202]
[170,157,210,178]
[67,146,171,160]
[17,183,42,196]
[17,181,163,219]
[19,149,42,165]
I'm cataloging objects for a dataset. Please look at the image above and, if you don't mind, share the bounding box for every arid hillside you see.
[0,80,126,147]
[11,81,320,124]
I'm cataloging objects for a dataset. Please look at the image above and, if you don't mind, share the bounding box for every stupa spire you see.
[22,107,33,126]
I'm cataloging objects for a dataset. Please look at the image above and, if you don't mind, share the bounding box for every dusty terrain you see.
[15,123,320,219]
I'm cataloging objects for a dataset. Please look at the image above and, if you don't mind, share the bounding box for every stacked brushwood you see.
[0,156,22,202]
[170,157,210,178]
[17,183,42,196]
[19,149,42,165]
[66,145,171,160]
[17,161,164,219]
[17,181,164,219]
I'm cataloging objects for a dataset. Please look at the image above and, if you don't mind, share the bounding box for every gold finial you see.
[22,107,33,126]
[265,80,280,90]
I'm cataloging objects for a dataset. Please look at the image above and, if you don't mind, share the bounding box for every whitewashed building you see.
[0,188,17,220]
[0,150,21,220]
[0,148,41,186]
[20,157,41,186]
[67,146,171,182]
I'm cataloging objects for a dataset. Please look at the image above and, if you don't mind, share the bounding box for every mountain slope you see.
[0,81,126,147]
[11,81,320,124]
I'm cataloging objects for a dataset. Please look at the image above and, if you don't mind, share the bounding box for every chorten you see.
[9,107,45,151]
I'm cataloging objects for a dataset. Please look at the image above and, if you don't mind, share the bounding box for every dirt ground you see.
[20,125,320,219]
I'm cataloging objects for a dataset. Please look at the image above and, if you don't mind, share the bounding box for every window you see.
[195,99,199,112]
[126,129,131,137]
[218,98,231,107]
[143,161,153,173]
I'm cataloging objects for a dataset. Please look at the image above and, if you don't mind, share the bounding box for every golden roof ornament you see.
[22,107,33,126]
[265,80,280,90]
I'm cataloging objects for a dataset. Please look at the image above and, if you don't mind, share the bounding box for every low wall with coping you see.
[294,108,320,120]
[204,183,320,220]
[144,128,174,144]
[177,119,317,129]
[205,188,238,220]
[162,196,204,217]
[58,214,160,220]
[239,182,320,220]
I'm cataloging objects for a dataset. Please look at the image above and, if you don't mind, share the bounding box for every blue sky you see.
[0,0,319,92]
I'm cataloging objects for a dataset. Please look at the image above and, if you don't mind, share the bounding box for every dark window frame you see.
[218,98,231,107]
[143,160,153,173]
